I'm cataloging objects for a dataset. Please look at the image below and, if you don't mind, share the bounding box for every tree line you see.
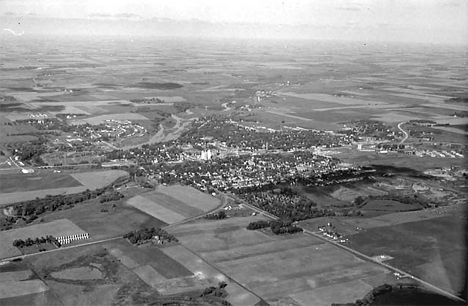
[13,235,61,249]
[123,227,178,245]
[247,220,303,235]
[204,211,227,220]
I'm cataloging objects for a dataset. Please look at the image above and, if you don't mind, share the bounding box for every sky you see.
[1,0,467,45]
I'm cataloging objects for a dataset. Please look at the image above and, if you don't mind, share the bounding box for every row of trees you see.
[13,187,111,219]
[123,227,178,245]
[204,211,227,220]
[13,235,60,248]
[239,191,336,222]
[247,220,303,235]
[99,191,124,203]
[367,193,430,208]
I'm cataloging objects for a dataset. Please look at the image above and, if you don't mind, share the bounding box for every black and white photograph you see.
[0,0,466,305]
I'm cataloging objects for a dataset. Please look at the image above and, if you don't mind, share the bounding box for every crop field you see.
[347,215,466,295]
[161,244,262,305]
[39,195,166,241]
[141,191,204,218]
[0,218,85,259]
[0,170,127,206]
[103,239,193,280]
[156,184,220,212]
[0,171,82,194]
[127,195,186,224]
[290,279,373,306]
[0,186,87,207]
[167,216,389,305]
[70,169,128,189]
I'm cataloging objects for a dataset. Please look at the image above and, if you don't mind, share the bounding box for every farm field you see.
[0,169,128,206]
[39,191,166,241]
[70,169,128,189]
[346,215,466,295]
[156,184,220,212]
[0,218,85,259]
[127,195,186,224]
[167,216,390,305]
[0,171,82,194]
[126,185,221,224]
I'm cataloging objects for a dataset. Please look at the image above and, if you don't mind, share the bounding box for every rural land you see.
[0,35,467,306]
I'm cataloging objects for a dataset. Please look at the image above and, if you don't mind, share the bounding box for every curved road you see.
[398,122,409,144]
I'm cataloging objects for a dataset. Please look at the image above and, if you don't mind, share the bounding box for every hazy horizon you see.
[1,0,467,46]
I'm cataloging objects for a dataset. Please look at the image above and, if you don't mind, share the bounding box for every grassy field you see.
[0,171,83,194]
[0,270,33,283]
[0,219,85,259]
[0,280,49,299]
[167,216,390,305]
[346,215,466,295]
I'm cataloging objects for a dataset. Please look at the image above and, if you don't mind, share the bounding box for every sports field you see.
[0,219,85,259]
[168,217,389,305]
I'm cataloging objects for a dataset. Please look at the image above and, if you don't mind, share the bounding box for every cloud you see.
[3,12,18,16]
[336,6,362,12]
[88,13,142,20]
[115,13,141,19]
[88,13,112,19]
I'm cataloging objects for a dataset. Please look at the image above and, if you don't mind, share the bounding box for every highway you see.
[398,121,409,144]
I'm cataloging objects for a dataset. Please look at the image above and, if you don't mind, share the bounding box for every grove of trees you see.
[123,227,178,245]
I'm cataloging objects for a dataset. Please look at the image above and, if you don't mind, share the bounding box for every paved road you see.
[229,194,465,303]
[398,122,409,144]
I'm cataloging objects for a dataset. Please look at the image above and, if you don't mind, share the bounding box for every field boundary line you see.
[229,193,466,303]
